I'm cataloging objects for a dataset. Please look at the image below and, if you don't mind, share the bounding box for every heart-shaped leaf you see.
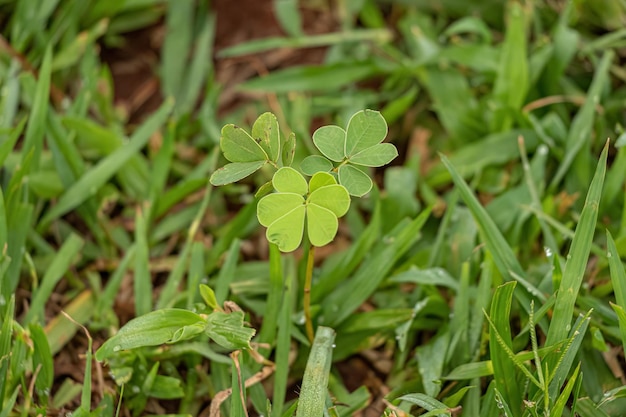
[308,184,350,217]
[307,204,338,247]
[272,167,308,195]
[313,125,346,162]
[349,143,398,167]
[345,110,388,157]
[266,205,306,252]
[301,155,333,176]
[252,112,280,163]
[220,124,268,162]
[257,192,304,227]
[309,171,337,192]
[210,160,266,186]
[338,164,373,197]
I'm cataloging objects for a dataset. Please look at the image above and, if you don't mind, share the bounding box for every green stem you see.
[303,244,316,343]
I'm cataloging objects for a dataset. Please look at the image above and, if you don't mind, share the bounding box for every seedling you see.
[210,109,398,341]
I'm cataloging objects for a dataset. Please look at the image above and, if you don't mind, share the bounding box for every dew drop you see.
[331,344,336,349]
[113,345,122,352]
[297,316,305,325]
[607,252,612,259]
[0,295,5,306]
[544,246,553,258]
[132,385,140,393]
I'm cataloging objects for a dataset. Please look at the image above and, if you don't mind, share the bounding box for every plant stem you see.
[304,244,316,343]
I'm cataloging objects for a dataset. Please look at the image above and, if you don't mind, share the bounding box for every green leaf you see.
[308,184,350,217]
[199,284,219,310]
[300,155,333,176]
[349,142,398,167]
[344,110,388,157]
[309,171,337,192]
[398,393,450,417]
[252,112,281,163]
[205,311,256,350]
[313,125,346,162]
[282,131,296,166]
[295,326,335,417]
[272,167,308,195]
[220,124,268,162]
[210,160,267,186]
[266,205,306,252]
[307,204,339,247]
[257,193,304,227]
[95,309,206,361]
[545,142,608,347]
[338,164,372,197]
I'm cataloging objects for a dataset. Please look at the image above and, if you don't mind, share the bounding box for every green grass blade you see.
[295,326,335,417]
[258,243,283,347]
[21,45,51,171]
[39,98,174,227]
[178,11,215,115]
[488,282,522,417]
[607,231,626,349]
[0,295,15,406]
[549,51,613,189]
[492,2,529,132]
[219,29,391,57]
[548,310,591,401]
[2,202,33,301]
[551,363,581,417]
[134,204,152,316]
[272,255,295,417]
[161,0,193,101]
[214,239,241,305]
[24,233,84,323]
[545,142,608,347]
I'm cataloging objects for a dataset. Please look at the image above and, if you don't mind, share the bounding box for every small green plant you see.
[210,109,397,341]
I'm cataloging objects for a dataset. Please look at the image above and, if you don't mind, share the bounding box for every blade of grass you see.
[487,282,523,417]
[606,230,626,349]
[272,255,294,417]
[134,204,151,316]
[545,142,608,347]
[549,51,613,189]
[161,0,193,101]
[295,326,335,417]
[0,295,15,407]
[258,243,283,347]
[23,233,84,323]
[178,11,215,115]
[186,241,205,310]
[492,2,529,132]
[21,45,51,172]
[214,239,241,305]
[219,29,391,57]
[547,310,592,401]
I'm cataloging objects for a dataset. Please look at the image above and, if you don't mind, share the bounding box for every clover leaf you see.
[257,167,350,252]
[210,112,281,186]
[301,110,398,197]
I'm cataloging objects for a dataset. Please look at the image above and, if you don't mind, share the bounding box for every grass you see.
[1,0,626,416]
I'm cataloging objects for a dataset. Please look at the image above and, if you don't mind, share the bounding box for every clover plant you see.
[210,109,397,340]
